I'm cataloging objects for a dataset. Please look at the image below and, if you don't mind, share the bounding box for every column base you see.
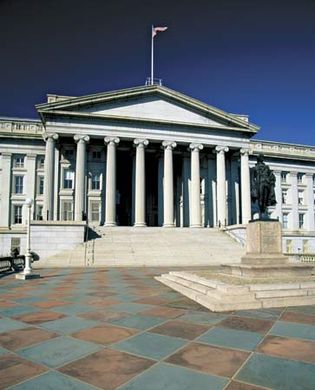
[16,271,40,280]
[104,222,117,227]
[163,223,175,228]
[134,222,147,227]
[189,224,202,228]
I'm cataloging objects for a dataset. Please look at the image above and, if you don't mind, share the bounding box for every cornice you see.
[250,140,315,161]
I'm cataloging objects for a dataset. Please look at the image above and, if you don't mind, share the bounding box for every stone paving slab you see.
[0,267,314,389]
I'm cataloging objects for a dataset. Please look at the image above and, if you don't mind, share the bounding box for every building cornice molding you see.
[250,140,315,161]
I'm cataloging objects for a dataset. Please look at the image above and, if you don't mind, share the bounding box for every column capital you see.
[43,132,59,142]
[134,139,149,147]
[189,143,203,151]
[74,134,90,143]
[162,140,177,150]
[215,145,229,154]
[104,136,120,145]
[240,147,251,156]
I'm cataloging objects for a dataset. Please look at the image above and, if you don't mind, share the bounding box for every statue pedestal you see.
[223,220,313,279]
[241,220,288,265]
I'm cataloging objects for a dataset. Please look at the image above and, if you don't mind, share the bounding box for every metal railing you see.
[145,77,163,86]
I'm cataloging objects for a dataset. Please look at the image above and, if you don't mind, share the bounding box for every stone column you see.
[134,139,149,227]
[25,154,36,221]
[240,148,251,224]
[290,172,298,229]
[182,154,190,227]
[74,134,90,221]
[162,141,177,227]
[274,171,282,221]
[306,173,315,230]
[104,137,120,226]
[189,143,203,227]
[215,146,229,227]
[0,153,12,227]
[43,133,59,221]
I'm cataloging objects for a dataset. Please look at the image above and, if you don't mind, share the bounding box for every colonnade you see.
[43,133,252,227]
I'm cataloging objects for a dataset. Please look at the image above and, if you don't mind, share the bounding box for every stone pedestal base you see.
[241,220,288,265]
[156,220,315,311]
[16,272,40,280]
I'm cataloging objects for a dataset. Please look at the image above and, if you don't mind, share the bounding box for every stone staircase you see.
[155,271,315,311]
[37,227,245,267]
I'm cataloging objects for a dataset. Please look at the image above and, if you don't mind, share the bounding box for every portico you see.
[35,84,258,228]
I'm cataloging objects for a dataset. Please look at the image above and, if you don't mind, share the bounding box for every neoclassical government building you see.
[1,84,315,258]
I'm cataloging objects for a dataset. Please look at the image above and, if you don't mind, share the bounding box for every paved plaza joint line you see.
[0,267,314,390]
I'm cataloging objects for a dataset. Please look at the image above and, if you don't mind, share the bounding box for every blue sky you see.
[0,0,314,145]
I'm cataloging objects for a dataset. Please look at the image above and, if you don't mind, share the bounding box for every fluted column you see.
[189,143,203,227]
[43,133,59,221]
[215,146,229,227]
[134,139,149,227]
[162,141,177,227]
[240,148,251,224]
[74,135,89,221]
[104,136,120,226]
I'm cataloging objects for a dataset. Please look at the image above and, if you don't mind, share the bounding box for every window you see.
[282,213,288,229]
[91,173,101,190]
[14,175,23,194]
[63,169,74,189]
[91,202,100,221]
[298,190,304,205]
[299,213,305,229]
[62,201,73,221]
[14,155,24,168]
[281,171,288,183]
[36,205,43,220]
[14,205,22,224]
[92,151,101,160]
[38,176,44,195]
[297,173,304,184]
[286,239,293,253]
[37,156,45,169]
[303,240,309,254]
[64,149,74,159]
[282,189,288,204]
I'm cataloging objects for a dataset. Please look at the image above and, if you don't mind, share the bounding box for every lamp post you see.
[16,198,40,280]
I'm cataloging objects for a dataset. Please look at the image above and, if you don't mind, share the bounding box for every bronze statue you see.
[250,155,276,219]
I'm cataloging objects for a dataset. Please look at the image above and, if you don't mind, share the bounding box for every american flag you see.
[152,26,168,38]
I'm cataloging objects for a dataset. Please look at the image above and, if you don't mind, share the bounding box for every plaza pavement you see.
[0,267,314,390]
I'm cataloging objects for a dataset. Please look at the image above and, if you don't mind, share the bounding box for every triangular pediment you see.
[36,85,259,133]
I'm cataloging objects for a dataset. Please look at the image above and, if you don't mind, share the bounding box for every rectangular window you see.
[281,171,288,183]
[282,213,288,229]
[286,239,293,253]
[14,155,24,168]
[298,191,304,205]
[297,172,304,184]
[91,173,101,190]
[299,213,305,229]
[14,175,24,194]
[63,169,74,189]
[36,205,43,220]
[38,176,44,195]
[64,149,74,159]
[282,189,288,204]
[37,156,45,169]
[92,151,101,160]
[62,201,73,221]
[14,205,22,224]
[11,237,21,255]
[91,202,100,221]
[303,240,309,254]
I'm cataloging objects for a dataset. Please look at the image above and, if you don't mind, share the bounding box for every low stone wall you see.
[225,224,315,257]
[0,230,26,257]
[30,221,86,261]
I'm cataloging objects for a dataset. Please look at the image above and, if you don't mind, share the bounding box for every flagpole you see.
[151,25,154,85]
